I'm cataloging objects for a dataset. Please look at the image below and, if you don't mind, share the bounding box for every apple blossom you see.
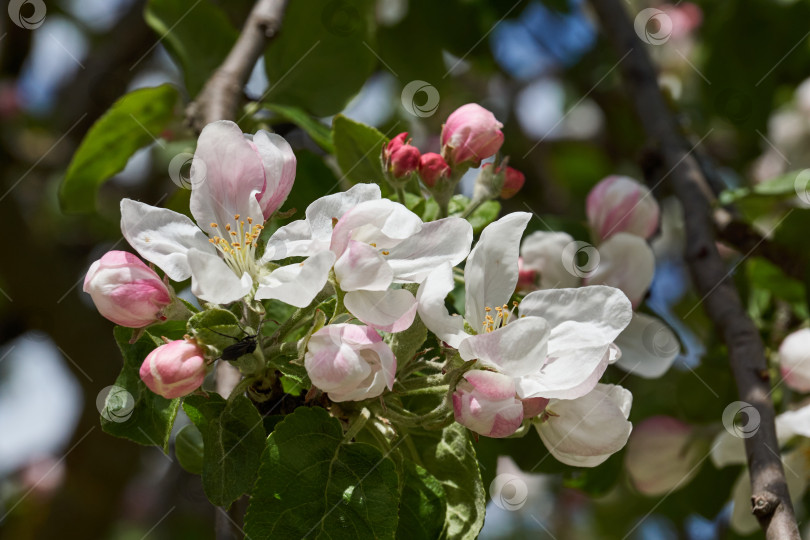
[612,313,680,379]
[536,383,633,467]
[139,339,207,399]
[441,103,504,167]
[264,186,473,332]
[779,328,810,392]
[452,370,524,438]
[624,416,705,495]
[382,132,420,179]
[304,324,396,402]
[418,152,451,188]
[417,212,633,448]
[586,175,660,242]
[583,232,655,307]
[121,122,334,307]
[83,250,171,328]
[519,231,581,290]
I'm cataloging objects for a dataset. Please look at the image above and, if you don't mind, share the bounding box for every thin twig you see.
[586,0,800,538]
[186,0,288,131]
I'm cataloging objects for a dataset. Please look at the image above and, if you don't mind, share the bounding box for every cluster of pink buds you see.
[380,103,525,214]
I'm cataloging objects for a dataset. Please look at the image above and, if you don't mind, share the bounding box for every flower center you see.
[208,214,264,277]
[482,302,519,333]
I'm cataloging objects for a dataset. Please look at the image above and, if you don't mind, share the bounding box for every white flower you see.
[121,121,334,306]
[418,213,635,461]
[264,186,473,332]
[536,383,633,467]
[779,328,810,392]
[418,212,633,401]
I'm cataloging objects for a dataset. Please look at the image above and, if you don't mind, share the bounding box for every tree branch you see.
[186,0,288,132]
[586,1,800,538]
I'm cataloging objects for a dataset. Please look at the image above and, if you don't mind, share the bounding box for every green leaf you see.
[396,461,446,540]
[175,423,204,475]
[408,424,485,539]
[187,308,242,355]
[244,406,400,539]
[100,326,181,451]
[275,150,339,220]
[183,393,266,508]
[332,114,389,188]
[59,85,179,214]
[263,0,377,116]
[145,0,238,96]
[466,200,501,235]
[264,104,335,153]
[719,169,808,204]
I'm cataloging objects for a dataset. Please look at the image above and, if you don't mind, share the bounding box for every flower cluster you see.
[381,103,525,215]
[85,105,639,469]
[518,175,680,379]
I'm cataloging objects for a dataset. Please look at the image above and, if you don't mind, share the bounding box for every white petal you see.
[189,120,265,235]
[344,289,418,333]
[515,346,610,400]
[334,240,393,292]
[583,233,654,307]
[120,198,213,281]
[261,219,322,262]
[416,264,468,348]
[305,183,381,241]
[465,212,531,327]
[458,316,548,378]
[385,218,473,283]
[520,285,633,349]
[255,251,336,307]
[536,383,633,467]
[252,130,296,217]
[330,199,423,256]
[186,249,252,304]
[613,313,679,378]
[710,430,746,468]
[520,230,581,289]
[776,403,810,441]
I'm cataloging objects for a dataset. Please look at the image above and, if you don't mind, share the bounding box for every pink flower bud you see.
[521,397,549,419]
[139,339,206,399]
[500,166,525,199]
[779,329,810,392]
[624,416,704,496]
[586,175,660,241]
[305,324,396,402]
[418,152,451,187]
[383,132,420,179]
[516,257,537,292]
[453,370,523,438]
[441,104,504,167]
[83,251,172,328]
